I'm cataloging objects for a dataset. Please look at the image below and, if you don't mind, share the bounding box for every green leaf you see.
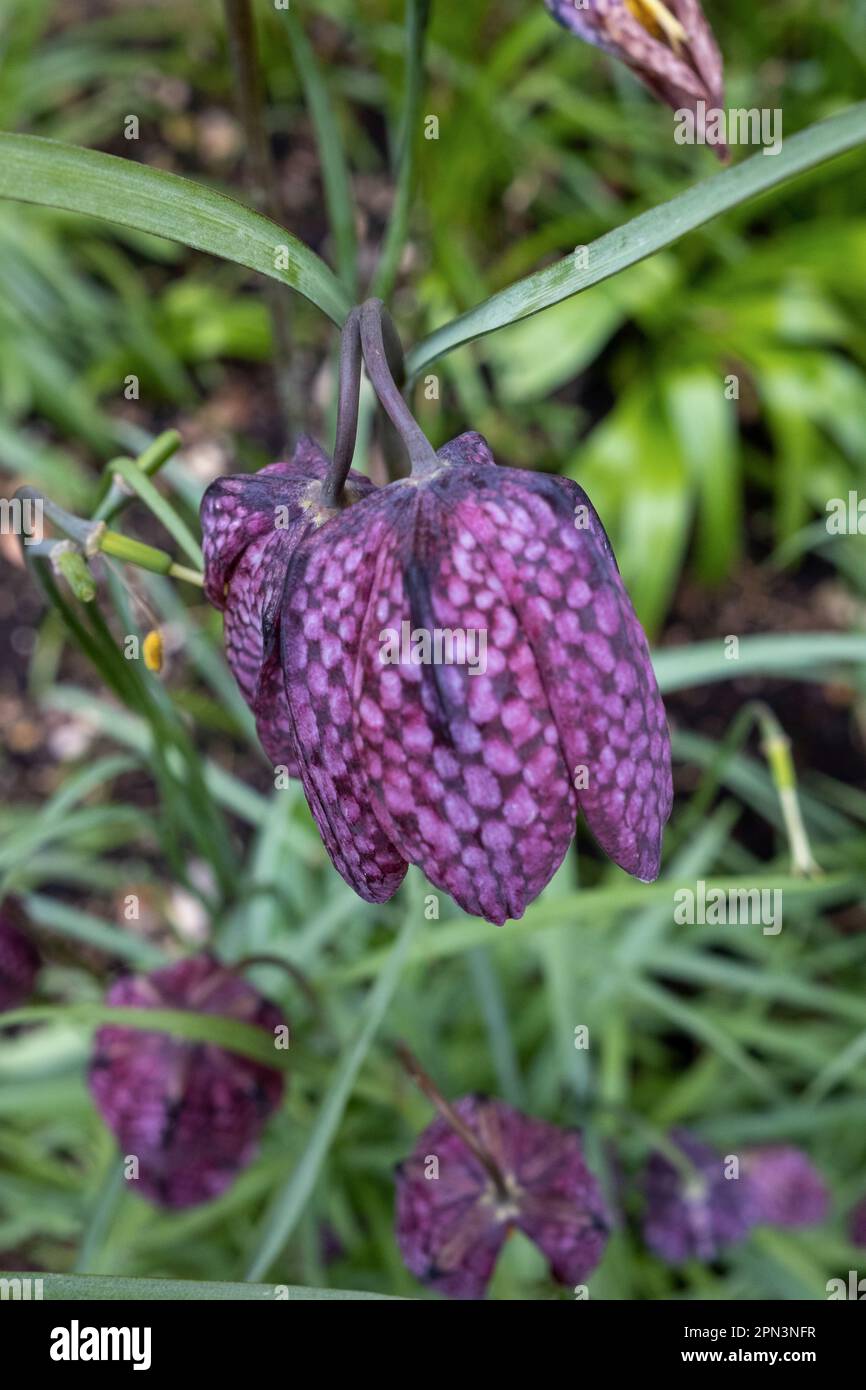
[0,134,351,325]
[281,9,358,295]
[0,1272,402,1300]
[406,103,866,374]
[0,1003,289,1071]
[654,632,866,692]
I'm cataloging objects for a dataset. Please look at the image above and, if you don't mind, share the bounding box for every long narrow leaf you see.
[406,104,866,373]
[0,134,351,324]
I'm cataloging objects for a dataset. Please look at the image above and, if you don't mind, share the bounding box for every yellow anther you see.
[625,0,688,49]
[143,628,164,673]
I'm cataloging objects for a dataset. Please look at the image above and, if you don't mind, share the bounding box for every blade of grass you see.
[329,871,861,983]
[245,912,419,1280]
[109,457,204,569]
[1,1003,290,1070]
[0,1272,401,1300]
[370,0,431,299]
[281,7,358,294]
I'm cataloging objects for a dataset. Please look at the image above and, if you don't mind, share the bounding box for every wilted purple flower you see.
[202,431,671,924]
[546,0,726,156]
[642,1130,757,1264]
[849,1197,866,1248]
[742,1146,829,1229]
[395,1095,609,1299]
[88,954,285,1209]
[0,898,40,1012]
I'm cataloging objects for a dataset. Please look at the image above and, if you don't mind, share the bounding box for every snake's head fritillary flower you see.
[273,431,671,924]
[642,1130,757,1264]
[850,1197,866,1249]
[200,435,377,775]
[395,1095,609,1299]
[546,0,726,156]
[88,954,286,1209]
[742,1146,829,1229]
[0,898,40,1013]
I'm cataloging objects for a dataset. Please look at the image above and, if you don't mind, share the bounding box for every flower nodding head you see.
[88,954,286,1209]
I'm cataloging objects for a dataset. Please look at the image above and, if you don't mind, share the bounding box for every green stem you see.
[93,430,182,524]
[370,0,432,299]
[674,701,821,877]
[223,0,297,440]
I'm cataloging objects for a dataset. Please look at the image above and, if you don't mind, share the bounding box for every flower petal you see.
[280,499,408,904]
[452,467,672,882]
[354,474,576,924]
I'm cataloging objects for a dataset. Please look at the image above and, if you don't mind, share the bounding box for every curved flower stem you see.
[234,953,320,1018]
[321,306,363,509]
[359,299,438,477]
[396,1042,512,1202]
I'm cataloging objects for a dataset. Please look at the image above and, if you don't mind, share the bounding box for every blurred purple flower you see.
[0,898,40,1013]
[743,1146,829,1229]
[395,1095,609,1299]
[202,431,671,924]
[88,954,285,1209]
[849,1197,866,1249]
[642,1130,757,1264]
[546,0,727,156]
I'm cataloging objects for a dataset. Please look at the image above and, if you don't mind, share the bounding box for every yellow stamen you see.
[625,0,687,50]
[143,628,164,673]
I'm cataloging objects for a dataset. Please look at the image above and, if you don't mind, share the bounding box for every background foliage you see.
[1,0,865,1299]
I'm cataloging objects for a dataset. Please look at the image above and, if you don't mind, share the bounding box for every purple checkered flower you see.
[202,430,671,925]
[743,1146,829,1229]
[546,0,726,155]
[88,954,286,1209]
[395,1095,609,1299]
[201,434,377,778]
[642,1130,758,1264]
[0,898,40,1012]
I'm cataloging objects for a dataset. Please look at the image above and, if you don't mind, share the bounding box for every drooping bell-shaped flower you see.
[88,954,286,1209]
[641,1130,757,1264]
[546,0,726,156]
[0,897,40,1012]
[201,434,377,776]
[200,301,672,923]
[395,1093,609,1299]
[742,1146,829,1229]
